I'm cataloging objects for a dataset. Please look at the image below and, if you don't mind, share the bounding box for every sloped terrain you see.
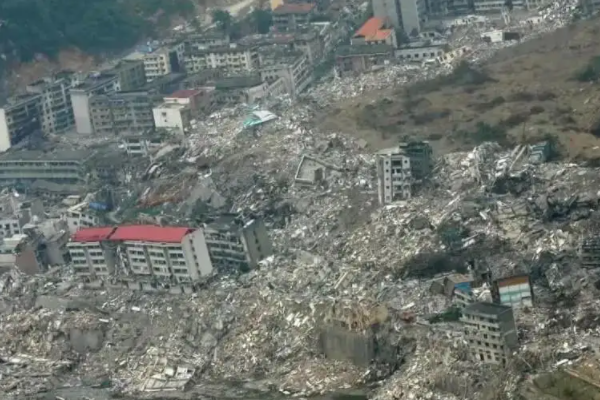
[323,17,600,161]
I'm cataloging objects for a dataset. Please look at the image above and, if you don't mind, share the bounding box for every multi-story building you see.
[211,75,273,105]
[398,140,433,180]
[122,131,166,157]
[461,302,519,365]
[239,29,324,65]
[376,146,412,205]
[89,91,155,136]
[70,73,120,134]
[0,94,42,152]
[68,227,117,277]
[0,150,91,185]
[352,17,398,48]
[112,225,213,284]
[163,89,214,116]
[64,203,100,234]
[152,103,192,135]
[491,274,534,308]
[272,3,317,31]
[203,215,273,272]
[184,45,260,74]
[259,50,313,98]
[335,44,394,77]
[395,40,447,62]
[184,32,230,53]
[68,225,215,284]
[110,60,147,91]
[373,0,427,36]
[142,43,185,81]
[26,72,75,135]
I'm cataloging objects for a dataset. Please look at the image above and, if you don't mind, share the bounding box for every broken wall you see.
[318,325,375,367]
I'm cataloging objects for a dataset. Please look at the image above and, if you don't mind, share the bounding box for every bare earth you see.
[321,17,600,161]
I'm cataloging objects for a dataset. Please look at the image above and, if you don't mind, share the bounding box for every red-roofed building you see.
[68,227,118,277]
[352,17,397,48]
[67,225,214,284]
[110,225,193,243]
[273,3,317,31]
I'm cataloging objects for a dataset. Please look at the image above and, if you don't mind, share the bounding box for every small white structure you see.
[153,103,192,135]
[376,147,412,205]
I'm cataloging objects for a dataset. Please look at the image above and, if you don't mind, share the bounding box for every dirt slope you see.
[322,17,600,161]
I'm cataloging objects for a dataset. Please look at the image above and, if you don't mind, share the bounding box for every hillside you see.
[0,0,195,63]
[321,17,600,162]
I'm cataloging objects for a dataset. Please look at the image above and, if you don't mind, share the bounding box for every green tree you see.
[212,9,233,33]
[251,9,273,34]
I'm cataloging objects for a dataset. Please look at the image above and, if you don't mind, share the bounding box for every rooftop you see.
[2,93,41,110]
[155,102,190,110]
[214,75,263,90]
[464,302,512,316]
[0,149,92,162]
[72,227,116,243]
[71,73,117,92]
[273,3,316,14]
[336,44,393,57]
[354,17,392,41]
[167,89,201,99]
[190,44,255,55]
[110,225,193,243]
[400,40,448,50]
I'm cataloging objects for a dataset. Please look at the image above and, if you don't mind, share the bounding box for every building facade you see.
[184,45,261,74]
[259,51,313,98]
[461,302,519,365]
[0,94,42,152]
[373,0,427,36]
[142,43,185,81]
[0,150,91,185]
[273,3,317,31]
[212,75,272,105]
[68,225,214,284]
[399,141,433,180]
[492,274,534,308]
[335,44,394,76]
[26,73,75,135]
[152,103,192,135]
[90,91,155,136]
[203,216,273,272]
[110,60,147,91]
[376,146,412,205]
[70,73,120,135]
[68,227,117,277]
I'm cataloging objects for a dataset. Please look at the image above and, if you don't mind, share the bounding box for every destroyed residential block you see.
[491,274,534,308]
[318,325,375,367]
[581,236,600,268]
[461,302,518,365]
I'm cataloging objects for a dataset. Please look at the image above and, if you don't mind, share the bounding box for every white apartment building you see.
[68,227,118,277]
[26,73,75,135]
[259,51,313,98]
[152,103,192,135]
[376,147,412,205]
[142,43,185,81]
[0,94,42,152]
[64,203,100,234]
[184,45,260,74]
[203,216,273,272]
[70,73,120,135]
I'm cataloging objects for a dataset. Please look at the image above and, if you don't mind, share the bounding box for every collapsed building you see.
[376,141,433,204]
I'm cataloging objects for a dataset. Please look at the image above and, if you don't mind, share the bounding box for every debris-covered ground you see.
[4,3,600,400]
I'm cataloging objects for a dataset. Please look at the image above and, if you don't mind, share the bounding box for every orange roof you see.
[110,225,193,243]
[273,3,315,14]
[354,18,393,42]
[355,17,386,38]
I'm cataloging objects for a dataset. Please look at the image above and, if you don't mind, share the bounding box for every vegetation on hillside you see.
[0,0,195,61]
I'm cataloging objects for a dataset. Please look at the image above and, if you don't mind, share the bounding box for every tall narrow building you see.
[372,0,428,37]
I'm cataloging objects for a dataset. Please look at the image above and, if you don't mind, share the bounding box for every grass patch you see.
[406,62,495,96]
[574,55,600,82]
